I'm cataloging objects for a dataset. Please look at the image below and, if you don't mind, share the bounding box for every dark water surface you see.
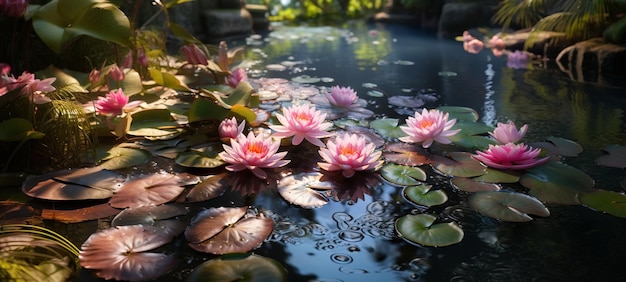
[224,21,626,282]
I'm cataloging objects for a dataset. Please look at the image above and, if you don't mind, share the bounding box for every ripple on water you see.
[330,253,353,264]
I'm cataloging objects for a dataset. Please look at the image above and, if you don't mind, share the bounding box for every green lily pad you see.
[472,168,522,183]
[175,144,225,168]
[469,191,550,222]
[381,163,426,186]
[370,118,408,139]
[530,136,583,157]
[186,253,287,282]
[395,214,464,247]
[128,109,181,137]
[447,120,496,150]
[579,189,626,218]
[519,161,594,205]
[98,147,151,170]
[450,177,501,192]
[0,118,45,142]
[595,144,626,168]
[403,184,448,207]
[437,106,479,122]
[433,152,487,177]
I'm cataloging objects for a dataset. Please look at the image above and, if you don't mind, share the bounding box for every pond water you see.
[7,20,626,282]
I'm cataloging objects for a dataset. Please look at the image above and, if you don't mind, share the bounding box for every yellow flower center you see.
[340,144,357,156]
[419,119,434,128]
[295,111,311,122]
[246,142,266,154]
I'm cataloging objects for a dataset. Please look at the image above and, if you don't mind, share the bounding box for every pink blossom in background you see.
[0,71,55,103]
[95,88,142,116]
[490,120,528,144]
[218,132,290,179]
[269,104,333,147]
[326,86,358,107]
[462,31,484,54]
[218,117,245,142]
[507,50,530,69]
[0,63,10,75]
[318,134,383,178]
[0,0,28,18]
[122,48,148,68]
[226,68,248,88]
[473,143,549,170]
[181,44,208,66]
[109,64,124,81]
[400,108,460,148]
[89,68,101,86]
[488,34,506,57]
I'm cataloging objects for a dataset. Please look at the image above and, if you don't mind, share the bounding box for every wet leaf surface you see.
[108,173,187,209]
[277,172,332,208]
[450,177,501,192]
[530,136,583,157]
[469,191,550,222]
[369,118,407,139]
[432,152,487,177]
[381,163,426,186]
[111,204,189,226]
[186,173,230,203]
[22,167,124,201]
[186,253,287,282]
[41,203,121,223]
[97,147,151,170]
[395,214,464,247]
[579,189,626,218]
[403,184,448,207]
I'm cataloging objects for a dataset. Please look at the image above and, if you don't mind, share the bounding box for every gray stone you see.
[556,38,626,85]
[200,8,253,43]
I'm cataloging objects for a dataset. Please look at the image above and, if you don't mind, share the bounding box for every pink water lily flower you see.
[473,143,549,170]
[462,31,484,54]
[318,134,383,178]
[491,120,527,144]
[399,108,461,148]
[218,117,245,142]
[95,88,142,116]
[109,64,124,81]
[181,44,208,66]
[507,50,530,69]
[269,104,333,147]
[0,71,55,103]
[488,34,506,57]
[326,86,358,107]
[0,0,28,18]
[226,68,248,88]
[218,132,290,179]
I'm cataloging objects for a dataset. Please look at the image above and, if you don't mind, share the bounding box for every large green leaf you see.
[175,145,225,168]
[187,98,230,123]
[98,147,151,170]
[520,161,595,205]
[0,118,45,142]
[127,109,181,137]
[223,81,255,106]
[437,106,479,122]
[579,189,626,218]
[403,184,448,207]
[169,22,201,44]
[32,0,130,53]
[432,152,487,177]
[148,68,193,91]
[469,191,550,222]
[381,163,426,186]
[186,253,287,282]
[370,118,407,139]
[395,214,464,247]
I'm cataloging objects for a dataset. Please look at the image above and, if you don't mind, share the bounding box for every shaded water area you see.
[9,20,626,281]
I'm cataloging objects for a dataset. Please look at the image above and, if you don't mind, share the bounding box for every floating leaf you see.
[451,177,501,192]
[291,75,320,83]
[0,118,45,141]
[277,172,333,208]
[98,147,151,170]
[185,207,273,255]
[41,203,121,223]
[22,167,124,201]
[447,120,496,150]
[148,67,193,91]
[595,144,626,168]
[437,106,479,122]
[471,168,521,183]
[381,163,426,186]
[366,90,384,97]
[579,189,626,218]
[127,109,181,137]
[469,191,550,222]
[111,204,189,226]
[186,253,287,282]
[395,214,464,247]
[175,144,225,168]
[79,224,178,281]
[530,136,583,157]
[186,173,230,203]
[433,152,486,177]
[108,173,187,209]
[520,161,594,205]
[403,184,448,207]
[383,142,434,166]
[369,118,407,139]
[0,201,38,225]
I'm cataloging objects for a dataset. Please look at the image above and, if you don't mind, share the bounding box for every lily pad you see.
[98,147,151,170]
[185,207,274,255]
[186,173,230,203]
[451,177,501,192]
[41,202,121,223]
[291,75,320,84]
[520,161,594,205]
[469,191,550,222]
[22,167,124,201]
[395,214,464,247]
[595,144,626,168]
[369,118,407,139]
[437,106,479,122]
[383,142,434,166]
[403,184,448,207]
[0,118,45,142]
[579,189,626,218]
[111,204,189,226]
[108,173,187,209]
[277,172,333,208]
[447,120,496,150]
[175,144,226,168]
[186,253,287,282]
[530,136,583,157]
[432,152,487,177]
[127,109,181,137]
[381,163,426,186]
[471,168,521,183]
